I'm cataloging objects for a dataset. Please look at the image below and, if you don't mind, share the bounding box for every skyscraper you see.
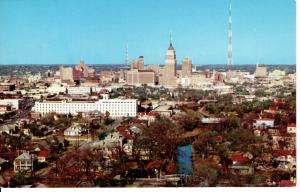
[182,57,192,77]
[160,34,178,87]
[164,39,177,76]
[138,56,144,70]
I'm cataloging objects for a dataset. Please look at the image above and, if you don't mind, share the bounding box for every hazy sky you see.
[0,0,296,65]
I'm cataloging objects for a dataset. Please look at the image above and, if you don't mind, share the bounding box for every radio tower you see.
[125,43,128,67]
[227,0,233,76]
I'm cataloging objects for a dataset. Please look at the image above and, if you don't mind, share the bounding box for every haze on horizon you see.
[0,0,296,65]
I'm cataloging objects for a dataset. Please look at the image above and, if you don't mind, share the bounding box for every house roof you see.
[255,118,274,121]
[116,126,134,140]
[287,123,296,128]
[279,180,295,187]
[273,150,296,157]
[15,152,32,161]
[38,150,50,157]
[0,157,7,164]
[230,155,250,164]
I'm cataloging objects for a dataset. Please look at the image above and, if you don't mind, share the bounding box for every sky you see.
[0,0,296,65]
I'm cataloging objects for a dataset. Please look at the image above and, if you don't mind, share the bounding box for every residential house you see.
[0,124,15,135]
[253,117,274,128]
[273,150,296,169]
[229,154,254,175]
[13,152,35,172]
[287,123,296,134]
[64,126,84,137]
[37,150,50,162]
[0,104,11,113]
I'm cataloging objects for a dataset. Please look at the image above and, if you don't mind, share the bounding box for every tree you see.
[228,128,256,151]
[193,159,220,186]
[135,117,184,161]
[176,110,200,131]
[193,130,217,158]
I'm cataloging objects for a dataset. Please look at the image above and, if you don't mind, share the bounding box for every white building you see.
[253,118,274,128]
[32,94,137,118]
[64,126,84,137]
[0,99,22,110]
[287,124,296,134]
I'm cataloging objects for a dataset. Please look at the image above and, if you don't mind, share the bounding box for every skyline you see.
[0,0,296,65]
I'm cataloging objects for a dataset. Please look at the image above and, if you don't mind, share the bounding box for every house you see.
[279,180,296,187]
[0,157,8,165]
[138,112,158,125]
[201,117,224,124]
[37,150,50,162]
[253,117,274,128]
[103,132,123,147]
[273,150,296,169]
[229,154,254,175]
[64,126,84,137]
[13,152,35,172]
[0,124,15,134]
[0,104,11,113]
[286,123,296,134]
[116,126,135,156]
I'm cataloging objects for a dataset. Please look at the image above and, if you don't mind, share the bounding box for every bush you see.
[98,132,107,140]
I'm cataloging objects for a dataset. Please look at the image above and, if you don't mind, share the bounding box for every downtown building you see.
[32,94,137,118]
[126,56,156,86]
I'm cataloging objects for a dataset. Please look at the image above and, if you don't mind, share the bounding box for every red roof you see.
[287,123,296,128]
[279,180,295,187]
[274,150,295,157]
[116,126,134,140]
[230,155,250,163]
[38,150,50,157]
[255,118,274,121]
[145,160,162,170]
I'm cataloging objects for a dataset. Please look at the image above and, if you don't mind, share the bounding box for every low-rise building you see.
[14,152,35,172]
[37,150,50,162]
[287,123,296,134]
[253,117,274,128]
[64,126,84,137]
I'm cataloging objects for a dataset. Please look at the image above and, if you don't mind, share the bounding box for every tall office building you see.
[255,64,268,78]
[164,41,177,77]
[138,56,145,70]
[131,59,139,69]
[182,57,192,77]
[160,35,178,87]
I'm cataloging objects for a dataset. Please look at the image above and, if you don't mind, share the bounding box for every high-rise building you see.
[255,64,267,78]
[164,41,177,77]
[131,59,139,69]
[126,69,155,86]
[160,35,178,87]
[138,56,144,70]
[182,57,192,77]
[59,66,74,82]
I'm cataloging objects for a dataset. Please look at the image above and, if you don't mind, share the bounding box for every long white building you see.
[32,94,137,118]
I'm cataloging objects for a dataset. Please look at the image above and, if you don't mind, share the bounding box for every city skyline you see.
[0,0,296,65]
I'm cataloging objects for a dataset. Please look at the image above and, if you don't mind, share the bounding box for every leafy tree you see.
[135,117,184,161]
[228,128,256,151]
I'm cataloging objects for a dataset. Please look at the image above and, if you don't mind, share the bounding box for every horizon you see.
[0,63,296,66]
[0,0,296,65]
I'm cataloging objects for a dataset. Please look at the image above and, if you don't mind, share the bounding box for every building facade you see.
[32,94,137,118]
[181,57,192,77]
[126,69,156,86]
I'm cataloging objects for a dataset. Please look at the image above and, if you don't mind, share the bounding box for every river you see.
[177,144,192,175]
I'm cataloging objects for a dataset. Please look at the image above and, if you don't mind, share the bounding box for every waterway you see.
[177,144,192,175]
